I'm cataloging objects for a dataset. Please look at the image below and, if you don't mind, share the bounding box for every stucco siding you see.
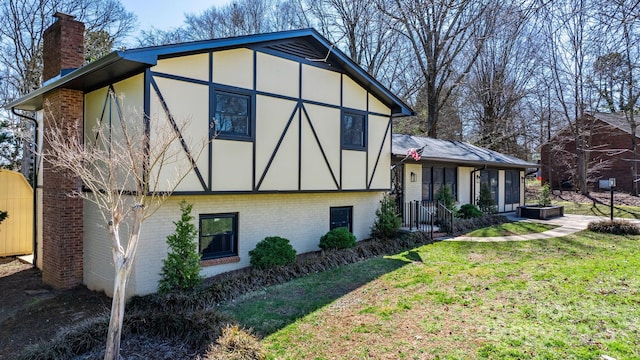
[211,140,253,191]
[458,166,473,205]
[212,48,254,90]
[368,93,390,115]
[403,163,422,202]
[301,64,340,105]
[154,53,209,82]
[342,150,367,190]
[342,75,367,111]
[256,52,299,98]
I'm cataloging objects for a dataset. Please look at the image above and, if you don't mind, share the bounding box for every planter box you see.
[517,205,564,220]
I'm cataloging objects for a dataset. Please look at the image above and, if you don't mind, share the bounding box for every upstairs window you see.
[214,91,251,139]
[342,112,366,150]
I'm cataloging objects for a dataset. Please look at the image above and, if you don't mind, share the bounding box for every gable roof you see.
[6,28,413,117]
[392,134,537,169]
[591,112,640,136]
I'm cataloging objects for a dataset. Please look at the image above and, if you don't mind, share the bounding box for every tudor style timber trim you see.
[84,46,393,195]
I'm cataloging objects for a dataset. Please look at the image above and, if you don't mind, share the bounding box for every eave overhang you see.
[6,28,414,117]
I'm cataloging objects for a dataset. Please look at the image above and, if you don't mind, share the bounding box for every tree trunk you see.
[103,261,130,360]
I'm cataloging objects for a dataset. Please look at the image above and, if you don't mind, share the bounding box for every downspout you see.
[470,165,486,205]
[11,107,39,266]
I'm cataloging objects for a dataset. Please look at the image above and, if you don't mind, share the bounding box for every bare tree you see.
[540,0,599,194]
[0,0,135,177]
[378,0,493,138]
[464,2,539,156]
[137,0,306,46]
[42,90,206,360]
[592,0,640,194]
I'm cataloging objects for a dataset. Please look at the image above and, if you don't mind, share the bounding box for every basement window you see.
[330,206,352,232]
[199,213,238,260]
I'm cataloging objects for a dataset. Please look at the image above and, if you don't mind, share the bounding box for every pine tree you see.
[158,201,203,293]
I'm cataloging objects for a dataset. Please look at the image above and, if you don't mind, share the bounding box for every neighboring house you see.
[6,14,412,296]
[392,134,537,214]
[540,112,639,193]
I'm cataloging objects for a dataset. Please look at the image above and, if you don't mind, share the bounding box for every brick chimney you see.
[41,12,85,289]
[43,12,85,82]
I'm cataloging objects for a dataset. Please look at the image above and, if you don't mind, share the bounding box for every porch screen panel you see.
[480,170,499,205]
[505,170,520,204]
[422,167,432,201]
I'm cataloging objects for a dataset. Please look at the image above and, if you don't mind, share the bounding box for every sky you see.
[120,0,231,42]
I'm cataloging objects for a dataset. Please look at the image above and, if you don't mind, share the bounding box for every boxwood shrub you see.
[457,204,483,219]
[319,227,356,250]
[249,236,297,269]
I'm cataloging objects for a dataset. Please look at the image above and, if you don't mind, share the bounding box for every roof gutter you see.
[11,107,39,266]
[392,154,538,169]
[5,52,141,111]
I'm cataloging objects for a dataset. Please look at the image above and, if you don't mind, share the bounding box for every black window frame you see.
[330,206,353,232]
[212,89,253,141]
[341,110,367,150]
[199,212,239,260]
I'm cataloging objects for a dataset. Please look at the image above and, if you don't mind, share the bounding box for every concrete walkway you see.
[445,213,638,242]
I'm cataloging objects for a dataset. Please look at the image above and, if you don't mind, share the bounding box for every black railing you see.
[398,200,455,237]
[437,201,455,235]
[400,200,435,238]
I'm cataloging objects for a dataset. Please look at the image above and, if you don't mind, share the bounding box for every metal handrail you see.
[437,201,455,234]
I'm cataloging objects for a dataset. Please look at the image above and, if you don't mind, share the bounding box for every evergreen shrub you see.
[371,194,401,238]
[477,183,497,214]
[435,185,456,212]
[158,201,203,293]
[249,236,296,269]
[457,204,483,219]
[319,227,356,250]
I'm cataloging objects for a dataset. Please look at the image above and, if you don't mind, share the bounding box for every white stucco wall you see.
[403,163,423,203]
[458,166,473,205]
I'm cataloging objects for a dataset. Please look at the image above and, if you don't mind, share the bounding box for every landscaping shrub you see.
[539,183,552,206]
[435,185,456,212]
[0,210,7,224]
[457,204,483,219]
[588,219,640,235]
[158,201,203,293]
[19,292,231,360]
[477,183,496,214]
[202,324,266,360]
[371,194,401,239]
[452,214,510,234]
[249,236,297,269]
[319,227,356,250]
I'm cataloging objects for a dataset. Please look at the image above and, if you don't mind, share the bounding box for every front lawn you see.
[557,200,640,219]
[219,231,640,359]
[464,221,558,237]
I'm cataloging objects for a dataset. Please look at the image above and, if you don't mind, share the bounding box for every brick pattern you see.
[42,89,85,289]
[42,13,84,82]
[541,121,638,193]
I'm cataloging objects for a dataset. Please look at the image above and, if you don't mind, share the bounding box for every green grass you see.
[557,200,640,219]
[218,231,640,359]
[464,222,558,237]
